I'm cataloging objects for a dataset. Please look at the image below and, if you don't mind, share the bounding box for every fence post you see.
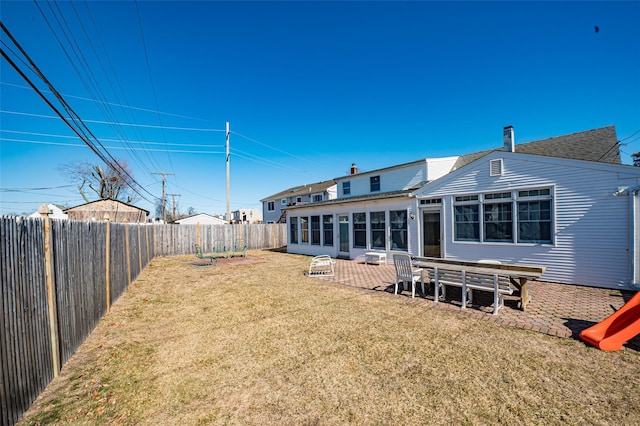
[40,207,60,377]
[145,225,150,264]
[137,224,142,272]
[273,223,276,248]
[125,222,131,286]
[105,215,111,312]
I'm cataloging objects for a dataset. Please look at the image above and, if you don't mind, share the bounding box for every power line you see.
[0,109,225,131]
[1,22,156,203]
[134,0,175,175]
[619,130,640,143]
[0,137,225,154]
[1,81,216,123]
[2,129,225,146]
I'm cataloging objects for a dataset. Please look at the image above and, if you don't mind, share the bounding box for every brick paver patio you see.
[308,258,640,352]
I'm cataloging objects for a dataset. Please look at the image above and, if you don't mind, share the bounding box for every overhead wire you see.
[79,0,166,175]
[2,129,224,148]
[38,0,163,177]
[134,0,176,179]
[1,22,156,203]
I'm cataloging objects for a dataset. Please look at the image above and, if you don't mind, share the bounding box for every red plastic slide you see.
[579,291,640,351]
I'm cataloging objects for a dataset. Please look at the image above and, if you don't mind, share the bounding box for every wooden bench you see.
[365,252,387,265]
[308,255,336,276]
[412,257,545,314]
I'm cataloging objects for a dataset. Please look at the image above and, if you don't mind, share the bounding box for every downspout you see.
[628,185,640,289]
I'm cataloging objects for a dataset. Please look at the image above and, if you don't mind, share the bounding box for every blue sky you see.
[1,1,639,217]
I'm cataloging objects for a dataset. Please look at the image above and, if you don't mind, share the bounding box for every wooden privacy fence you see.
[1,219,286,426]
[153,223,287,256]
[0,217,154,426]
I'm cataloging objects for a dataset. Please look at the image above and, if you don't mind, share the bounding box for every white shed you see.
[172,213,226,225]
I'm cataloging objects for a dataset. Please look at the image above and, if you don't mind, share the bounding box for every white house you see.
[172,213,226,225]
[29,203,68,219]
[231,208,263,224]
[284,126,640,290]
[261,179,337,224]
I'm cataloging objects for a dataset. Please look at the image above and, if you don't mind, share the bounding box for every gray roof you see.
[453,126,619,170]
[260,179,336,202]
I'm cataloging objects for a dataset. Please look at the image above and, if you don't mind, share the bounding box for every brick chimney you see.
[503,126,515,152]
[350,163,358,174]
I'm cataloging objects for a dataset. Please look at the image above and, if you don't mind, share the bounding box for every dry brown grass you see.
[18,250,640,425]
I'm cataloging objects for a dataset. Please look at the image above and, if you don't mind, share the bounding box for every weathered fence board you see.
[1,217,52,426]
[1,219,286,425]
[153,223,287,256]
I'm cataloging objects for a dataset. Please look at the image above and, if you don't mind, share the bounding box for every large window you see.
[353,212,366,248]
[370,211,386,249]
[483,192,513,242]
[323,215,333,246]
[300,216,309,243]
[454,195,480,241]
[518,189,552,243]
[453,189,553,244]
[267,201,275,211]
[343,181,351,196]
[312,194,323,202]
[390,210,407,250]
[311,216,320,245]
[370,175,380,192]
[289,217,298,244]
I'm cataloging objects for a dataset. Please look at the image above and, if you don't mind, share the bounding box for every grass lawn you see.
[18,250,640,425]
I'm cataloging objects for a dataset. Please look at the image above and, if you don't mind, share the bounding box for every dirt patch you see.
[185,255,266,268]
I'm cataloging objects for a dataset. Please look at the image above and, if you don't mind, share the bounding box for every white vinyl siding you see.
[420,152,638,289]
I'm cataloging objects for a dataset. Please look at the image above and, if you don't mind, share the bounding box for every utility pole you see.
[226,121,231,224]
[167,193,180,220]
[151,171,175,223]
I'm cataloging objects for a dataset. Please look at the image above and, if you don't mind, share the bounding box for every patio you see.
[308,258,640,352]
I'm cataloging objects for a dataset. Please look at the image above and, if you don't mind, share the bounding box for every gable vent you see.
[489,159,503,177]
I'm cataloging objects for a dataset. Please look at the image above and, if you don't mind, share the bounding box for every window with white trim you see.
[312,194,322,202]
[454,195,480,241]
[483,192,513,242]
[390,210,408,250]
[343,181,351,195]
[311,216,320,245]
[353,212,366,248]
[370,211,386,249]
[267,201,275,211]
[300,216,309,243]
[370,175,380,192]
[323,215,333,246]
[289,217,298,244]
[453,188,553,244]
[281,199,287,205]
[517,189,552,243]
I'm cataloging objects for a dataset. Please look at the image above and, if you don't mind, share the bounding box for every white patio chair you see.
[308,255,336,276]
[393,253,424,298]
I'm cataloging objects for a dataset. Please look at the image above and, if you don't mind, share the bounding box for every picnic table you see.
[411,256,546,313]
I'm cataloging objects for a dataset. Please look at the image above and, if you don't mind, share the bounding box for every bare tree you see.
[59,160,139,203]
[633,152,640,167]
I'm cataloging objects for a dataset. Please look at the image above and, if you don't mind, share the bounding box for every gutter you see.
[283,191,416,211]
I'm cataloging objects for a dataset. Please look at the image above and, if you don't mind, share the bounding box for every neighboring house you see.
[285,125,640,290]
[260,179,337,224]
[172,213,226,225]
[64,199,149,223]
[231,208,263,224]
[29,203,68,219]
